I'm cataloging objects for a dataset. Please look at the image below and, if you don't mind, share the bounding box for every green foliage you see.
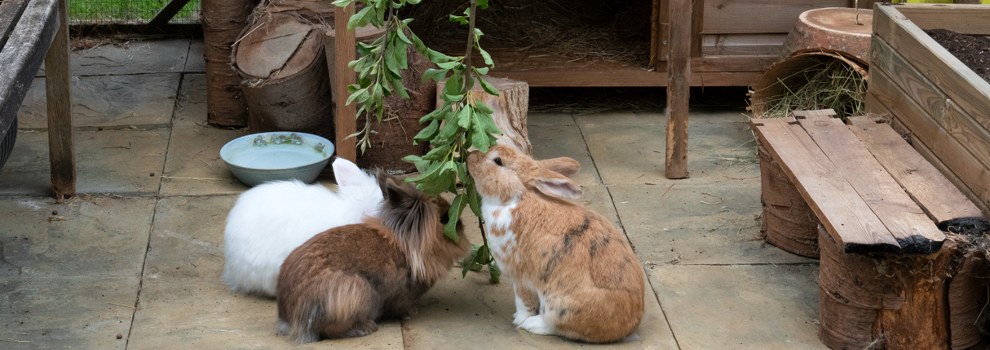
[335,0,502,283]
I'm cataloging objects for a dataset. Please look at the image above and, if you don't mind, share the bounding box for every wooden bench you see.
[752,110,989,350]
[0,0,75,198]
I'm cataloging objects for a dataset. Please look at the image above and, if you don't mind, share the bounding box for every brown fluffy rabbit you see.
[276,176,470,343]
[467,145,645,344]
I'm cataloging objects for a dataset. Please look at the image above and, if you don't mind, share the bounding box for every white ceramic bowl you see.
[220,132,334,187]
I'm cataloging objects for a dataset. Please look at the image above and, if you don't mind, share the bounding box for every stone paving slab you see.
[577,112,758,186]
[610,183,813,266]
[185,40,205,73]
[18,73,181,129]
[0,196,155,277]
[0,129,169,195]
[650,264,824,350]
[65,39,190,76]
[0,276,139,350]
[161,74,247,196]
[0,196,152,349]
[529,120,602,185]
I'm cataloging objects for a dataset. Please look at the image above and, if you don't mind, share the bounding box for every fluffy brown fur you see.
[467,145,644,344]
[276,177,470,343]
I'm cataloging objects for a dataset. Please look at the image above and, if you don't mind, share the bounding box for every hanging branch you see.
[334,0,503,282]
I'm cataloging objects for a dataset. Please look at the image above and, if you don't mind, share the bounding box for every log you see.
[232,1,335,140]
[758,142,819,258]
[202,0,256,127]
[437,77,531,155]
[780,7,873,64]
[817,223,990,350]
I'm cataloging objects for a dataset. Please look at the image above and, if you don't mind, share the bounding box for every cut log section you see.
[437,77,531,155]
[758,142,819,258]
[780,7,873,64]
[232,1,335,140]
[202,0,257,126]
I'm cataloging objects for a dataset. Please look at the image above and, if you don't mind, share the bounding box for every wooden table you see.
[0,0,74,198]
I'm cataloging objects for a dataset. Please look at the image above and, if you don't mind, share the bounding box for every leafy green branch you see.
[333,0,502,282]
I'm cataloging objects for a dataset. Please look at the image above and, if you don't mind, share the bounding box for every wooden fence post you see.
[665,0,691,179]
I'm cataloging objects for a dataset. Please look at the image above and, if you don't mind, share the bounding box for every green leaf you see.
[436,116,460,142]
[390,77,410,99]
[413,120,439,142]
[422,143,451,161]
[456,105,472,129]
[488,260,501,283]
[461,244,484,277]
[477,0,489,10]
[478,47,494,67]
[444,194,467,240]
[348,6,373,29]
[402,154,430,173]
[470,116,493,152]
[419,104,449,123]
[422,68,448,83]
[384,46,402,76]
[396,28,413,45]
[332,0,353,8]
[444,71,463,98]
[448,14,468,25]
[478,76,499,96]
[435,61,461,70]
[467,184,482,217]
[345,88,369,106]
[472,66,489,75]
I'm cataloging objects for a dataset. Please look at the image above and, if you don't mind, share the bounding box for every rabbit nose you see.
[466,151,483,164]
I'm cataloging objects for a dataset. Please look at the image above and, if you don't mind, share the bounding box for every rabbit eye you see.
[440,213,450,224]
[493,157,503,166]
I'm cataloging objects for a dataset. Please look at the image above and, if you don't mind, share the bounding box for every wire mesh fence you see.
[69,0,201,25]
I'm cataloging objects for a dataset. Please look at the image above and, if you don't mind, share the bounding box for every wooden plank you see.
[847,116,983,223]
[333,3,357,162]
[691,55,776,72]
[895,4,990,35]
[650,0,661,68]
[691,0,704,57]
[0,0,29,49]
[752,118,901,253]
[873,5,990,140]
[45,0,73,198]
[872,35,990,167]
[869,68,990,211]
[702,0,847,35]
[0,0,60,135]
[799,114,944,253]
[665,0,691,179]
[149,0,192,27]
[702,33,786,56]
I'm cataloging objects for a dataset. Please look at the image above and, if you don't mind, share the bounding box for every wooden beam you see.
[0,0,29,49]
[690,0,704,57]
[665,0,690,179]
[333,4,357,162]
[0,0,60,136]
[46,0,74,198]
[149,0,192,28]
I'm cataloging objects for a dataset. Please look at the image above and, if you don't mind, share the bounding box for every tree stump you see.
[232,1,335,140]
[780,7,873,64]
[202,0,257,127]
[758,142,819,258]
[817,224,990,350]
[437,77,531,154]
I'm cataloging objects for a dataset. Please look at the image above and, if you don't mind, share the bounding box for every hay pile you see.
[400,0,651,64]
[749,53,867,119]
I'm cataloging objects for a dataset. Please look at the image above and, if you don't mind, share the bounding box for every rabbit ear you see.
[532,170,582,201]
[538,157,580,178]
[332,157,367,187]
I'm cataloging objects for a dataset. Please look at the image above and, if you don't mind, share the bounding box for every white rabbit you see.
[222,157,384,297]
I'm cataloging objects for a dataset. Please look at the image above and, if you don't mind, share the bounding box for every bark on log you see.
[759,142,819,258]
[232,1,335,140]
[437,77,531,155]
[818,224,990,350]
[780,7,873,64]
[202,0,257,126]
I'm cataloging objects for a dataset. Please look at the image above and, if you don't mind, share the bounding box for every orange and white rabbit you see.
[467,145,644,343]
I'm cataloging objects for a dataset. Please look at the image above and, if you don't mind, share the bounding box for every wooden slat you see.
[691,0,704,57]
[45,0,73,198]
[702,0,847,35]
[0,0,29,49]
[799,114,944,253]
[333,3,357,162]
[665,0,691,179]
[847,116,983,223]
[895,4,990,35]
[0,0,60,135]
[873,5,990,140]
[871,36,990,169]
[691,55,776,72]
[868,68,990,211]
[752,118,901,253]
[701,33,786,56]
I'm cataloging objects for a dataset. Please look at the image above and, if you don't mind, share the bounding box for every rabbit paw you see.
[518,315,554,335]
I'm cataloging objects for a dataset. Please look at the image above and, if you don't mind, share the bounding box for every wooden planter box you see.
[866,3,990,215]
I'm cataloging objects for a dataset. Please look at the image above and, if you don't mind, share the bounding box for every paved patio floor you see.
[0,38,824,349]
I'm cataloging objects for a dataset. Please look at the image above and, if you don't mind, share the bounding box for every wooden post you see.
[333,4,357,162]
[665,0,691,179]
[45,0,74,198]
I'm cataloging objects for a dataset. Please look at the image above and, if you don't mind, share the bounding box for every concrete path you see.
[0,39,823,349]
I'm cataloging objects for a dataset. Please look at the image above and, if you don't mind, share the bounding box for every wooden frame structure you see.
[0,0,74,198]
